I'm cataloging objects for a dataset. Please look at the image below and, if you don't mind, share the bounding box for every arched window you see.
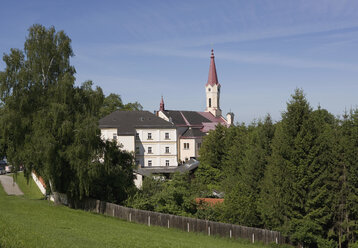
[209,98,211,107]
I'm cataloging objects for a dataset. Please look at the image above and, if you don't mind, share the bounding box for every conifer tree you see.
[222,116,274,227]
[288,108,337,247]
[196,124,228,192]
[259,89,312,232]
[333,110,358,247]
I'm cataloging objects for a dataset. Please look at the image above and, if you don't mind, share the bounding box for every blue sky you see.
[1,0,358,123]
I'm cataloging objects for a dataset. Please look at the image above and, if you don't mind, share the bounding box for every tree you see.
[222,115,275,227]
[127,173,196,216]
[99,93,142,118]
[288,108,337,247]
[0,24,135,203]
[259,89,312,231]
[195,124,228,192]
[332,110,358,247]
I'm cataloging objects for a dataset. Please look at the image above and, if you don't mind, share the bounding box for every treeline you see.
[129,90,358,248]
[0,24,141,204]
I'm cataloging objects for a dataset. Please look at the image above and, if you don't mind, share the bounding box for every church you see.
[99,49,233,187]
[157,49,234,162]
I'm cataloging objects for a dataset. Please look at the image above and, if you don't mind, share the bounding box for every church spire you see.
[205,49,222,117]
[206,49,220,87]
[159,96,165,111]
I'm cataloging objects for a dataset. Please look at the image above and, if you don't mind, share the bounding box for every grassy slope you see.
[0,174,273,248]
[12,172,44,199]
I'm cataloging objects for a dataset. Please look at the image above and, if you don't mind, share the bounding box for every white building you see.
[99,111,178,168]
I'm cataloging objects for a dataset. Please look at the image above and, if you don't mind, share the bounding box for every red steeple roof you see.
[159,96,165,111]
[206,49,220,87]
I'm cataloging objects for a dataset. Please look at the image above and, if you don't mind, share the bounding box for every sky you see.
[1,0,358,124]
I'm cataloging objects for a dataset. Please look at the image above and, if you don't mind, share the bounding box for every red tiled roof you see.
[196,198,224,206]
[206,49,221,87]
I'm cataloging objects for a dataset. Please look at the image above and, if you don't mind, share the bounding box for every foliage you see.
[127,173,197,216]
[0,24,136,204]
[196,124,228,191]
[99,93,142,118]
[129,89,358,247]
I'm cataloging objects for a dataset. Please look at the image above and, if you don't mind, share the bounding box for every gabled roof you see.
[181,128,206,138]
[162,110,227,128]
[99,111,174,135]
[206,49,220,87]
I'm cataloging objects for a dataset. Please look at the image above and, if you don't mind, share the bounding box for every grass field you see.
[12,172,44,199]
[0,173,285,248]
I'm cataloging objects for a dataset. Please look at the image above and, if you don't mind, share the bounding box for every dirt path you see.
[0,174,24,196]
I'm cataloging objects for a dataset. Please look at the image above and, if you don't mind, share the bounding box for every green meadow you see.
[0,173,286,248]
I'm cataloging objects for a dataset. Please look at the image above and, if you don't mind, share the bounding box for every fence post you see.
[208,226,211,236]
[167,219,170,228]
[129,212,131,222]
[230,229,232,238]
[276,236,278,244]
[148,215,151,227]
[252,233,255,243]
[187,222,189,232]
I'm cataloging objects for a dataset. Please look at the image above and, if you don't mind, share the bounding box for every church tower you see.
[205,49,222,117]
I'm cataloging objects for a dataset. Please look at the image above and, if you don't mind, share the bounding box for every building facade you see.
[99,111,178,168]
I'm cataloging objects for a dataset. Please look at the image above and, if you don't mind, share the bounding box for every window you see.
[165,147,170,154]
[136,132,139,139]
[208,88,211,92]
[135,160,140,166]
[147,133,152,140]
[184,143,189,149]
[165,132,170,140]
[148,160,152,167]
[197,143,201,149]
[135,147,140,154]
[113,133,117,140]
[165,160,170,166]
[209,98,212,107]
[148,147,152,154]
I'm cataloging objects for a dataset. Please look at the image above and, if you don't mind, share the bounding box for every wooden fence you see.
[53,193,285,245]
